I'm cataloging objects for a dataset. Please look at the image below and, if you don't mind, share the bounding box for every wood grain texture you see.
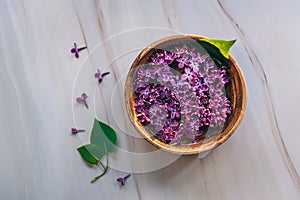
[0,0,299,199]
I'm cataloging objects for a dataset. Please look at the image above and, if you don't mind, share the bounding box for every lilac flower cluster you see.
[133,45,231,144]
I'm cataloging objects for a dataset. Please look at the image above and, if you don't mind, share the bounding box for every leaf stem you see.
[90,145,109,183]
[99,160,106,170]
[90,165,108,183]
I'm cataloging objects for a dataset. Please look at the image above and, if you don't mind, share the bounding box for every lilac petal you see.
[71,128,85,134]
[116,178,125,185]
[71,48,76,53]
[75,52,79,58]
[81,93,88,100]
[181,74,188,80]
[178,62,184,68]
[95,69,101,78]
[76,97,83,102]
[184,67,191,73]
[71,43,77,51]
[171,112,175,119]
[71,128,78,134]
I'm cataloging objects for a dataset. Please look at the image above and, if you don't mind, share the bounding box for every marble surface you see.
[1,0,300,199]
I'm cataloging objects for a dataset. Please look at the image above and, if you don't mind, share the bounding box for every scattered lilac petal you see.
[117,174,131,186]
[71,128,85,135]
[76,93,89,109]
[71,42,86,59]
[95,69,110,84]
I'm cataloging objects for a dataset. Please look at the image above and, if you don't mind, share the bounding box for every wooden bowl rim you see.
[125,34,247,155]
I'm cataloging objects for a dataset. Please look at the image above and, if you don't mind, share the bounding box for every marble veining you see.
[218,0,300,192]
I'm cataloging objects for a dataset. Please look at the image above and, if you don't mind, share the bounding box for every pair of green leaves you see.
[77,118,117,165]
[197,38,236,67]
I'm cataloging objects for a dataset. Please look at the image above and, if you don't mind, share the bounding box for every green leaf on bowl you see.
[90,118,117,153]
[77,144,105,164]
[197,38,236,67]
[200,38,236,59]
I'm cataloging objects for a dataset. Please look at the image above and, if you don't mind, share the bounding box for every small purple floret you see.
[71,128,85,135]
[76,93,89,109]
[117,174,131,186]
[133,46,231,144]
[71,42,87,58]
[95,69,110,83]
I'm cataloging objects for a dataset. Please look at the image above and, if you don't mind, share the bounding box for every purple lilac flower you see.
[71,42,87,58]
[174,45,189,56]
[193,131,204,143]
[181,67,195,82]
[176,54,190,68]
[204,58,215,71]
[157,125,177,144]
[71,128,85,135]
[95,69,110,84]
[163,51,176,64]
[137,68,156,83]
[135,84,151,99]
[177,122,198,144]
[189,60,200,72]
[133,65,159,88]
[157,70,179,85]
[150,52,167,66]
[155,65,170,76]
[149,104,168,131]
[137,113,150,125]
[169,109,180,120]
[117,174,131,186]
[133,45,232,144]
[76,93,89,109]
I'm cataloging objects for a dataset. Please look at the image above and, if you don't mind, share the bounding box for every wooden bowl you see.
[125,35,247,155]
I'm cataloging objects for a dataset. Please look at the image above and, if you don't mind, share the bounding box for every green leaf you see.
[197,40,228,67]
[77,144,105,164]
[90,118,117,153]
[90,150,109,183]
[199,38,236,59]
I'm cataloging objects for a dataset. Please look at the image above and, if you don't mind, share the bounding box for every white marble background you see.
[1,0,300,199]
